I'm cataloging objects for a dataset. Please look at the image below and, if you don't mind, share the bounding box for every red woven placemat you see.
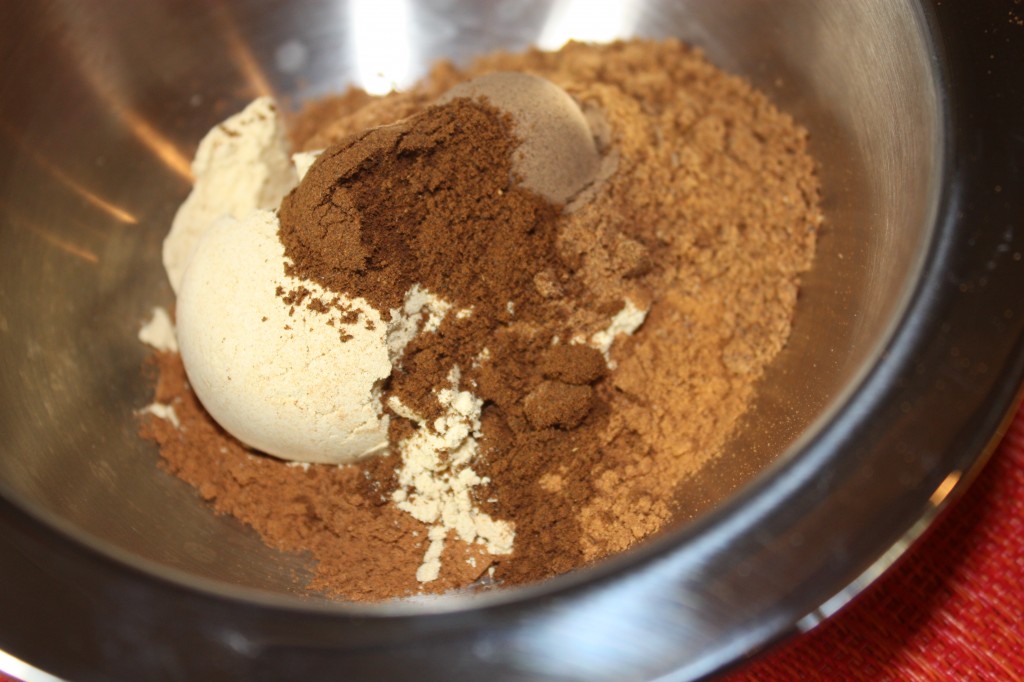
[727,398,1024,680]
[2,400,1022,681]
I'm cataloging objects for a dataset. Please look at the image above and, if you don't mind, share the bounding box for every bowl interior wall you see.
[0,0,939,600]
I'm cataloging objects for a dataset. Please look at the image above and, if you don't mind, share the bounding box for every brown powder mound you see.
[524,381,594,430]
[141,38,823,600]
[538,344,607,385]
[140,351,492,601]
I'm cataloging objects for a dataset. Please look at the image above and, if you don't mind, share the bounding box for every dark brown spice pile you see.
[280,100,563,321]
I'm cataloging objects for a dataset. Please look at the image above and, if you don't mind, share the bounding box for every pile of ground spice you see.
[140,38,822,601]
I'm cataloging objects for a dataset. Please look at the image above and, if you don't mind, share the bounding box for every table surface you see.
[2,399,1021,681]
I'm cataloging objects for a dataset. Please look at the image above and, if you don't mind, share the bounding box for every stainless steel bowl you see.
[2,1,1023,680]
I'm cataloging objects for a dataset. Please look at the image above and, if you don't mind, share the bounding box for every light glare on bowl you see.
[537,0,640,50]
[348,0,415,95]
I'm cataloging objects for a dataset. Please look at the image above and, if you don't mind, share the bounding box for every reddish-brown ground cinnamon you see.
[141,39,823,600]
[140,351,493,600]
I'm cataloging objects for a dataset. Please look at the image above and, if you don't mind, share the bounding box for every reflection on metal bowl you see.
[0,1,1022,680]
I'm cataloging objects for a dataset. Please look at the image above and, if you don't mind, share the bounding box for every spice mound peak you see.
[440,72,602,204]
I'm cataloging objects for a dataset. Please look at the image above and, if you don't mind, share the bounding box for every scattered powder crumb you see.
[588,300,648,359]
[138,306,178,352]
[138,401,180,429]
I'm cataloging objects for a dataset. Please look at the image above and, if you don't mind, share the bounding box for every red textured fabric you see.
[727,399,1024,681]
[2,401,1022,682]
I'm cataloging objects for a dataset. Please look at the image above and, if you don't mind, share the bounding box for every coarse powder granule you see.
[140,39,822,601]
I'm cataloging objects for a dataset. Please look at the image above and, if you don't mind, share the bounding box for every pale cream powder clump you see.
[389,368,515,582]
[138,306,178,352]
[164,97,298,293]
